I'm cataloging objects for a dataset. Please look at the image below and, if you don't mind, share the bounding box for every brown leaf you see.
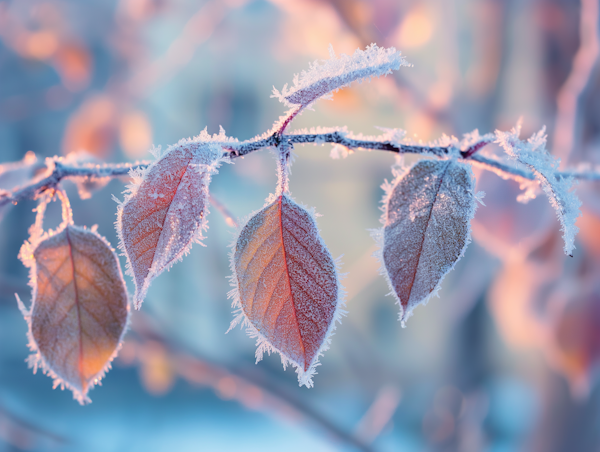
[116,140,224,308]
[376,159,477,324]
[229,194,344,387]
[18,225,129,404]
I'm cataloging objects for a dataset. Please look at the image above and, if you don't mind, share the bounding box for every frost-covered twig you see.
[0,159,150,208]
[3,129,600,208]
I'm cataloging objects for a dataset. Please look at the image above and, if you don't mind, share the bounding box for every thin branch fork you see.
[2,131,599,208]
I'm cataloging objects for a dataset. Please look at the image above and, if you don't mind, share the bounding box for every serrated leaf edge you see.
[17,222,130,405]
[114,137,229,308]
[226,193,347,388]
[370,158,480,326]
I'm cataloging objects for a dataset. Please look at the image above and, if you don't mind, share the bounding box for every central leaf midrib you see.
[402,161,451,305]
[278,196,308,369]
[64,226,85,391]
[137,154,194,285]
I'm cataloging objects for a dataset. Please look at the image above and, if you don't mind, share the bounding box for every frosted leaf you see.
[374,159,478,324]
[116,136,226,308]
[228,194,345,387]
[496,123,582,256]
[18,224,129,404]
[272,44,409,109]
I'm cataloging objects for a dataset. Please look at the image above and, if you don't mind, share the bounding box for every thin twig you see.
[2,130,600,209]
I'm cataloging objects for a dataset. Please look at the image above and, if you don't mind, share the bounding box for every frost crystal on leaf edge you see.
[370,158,480,326]
[17,199,130,405]
[226,193,347,388]
[114,128,231,308]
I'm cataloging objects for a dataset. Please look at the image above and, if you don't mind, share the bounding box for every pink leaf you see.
[18,224,129,404]
[116,139,224,308]
[229,194,345,387]
[374,159,477,324]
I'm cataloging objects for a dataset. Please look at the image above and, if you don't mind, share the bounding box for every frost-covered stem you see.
[467,154,536,183]
[228,131,455,158]
[0,159,151,208]
[3,130,600,208]
[227,131,600,181]
[276,140,292,195]
[552,0,600,166]
[275,106,303,135]
[55,188,73,225]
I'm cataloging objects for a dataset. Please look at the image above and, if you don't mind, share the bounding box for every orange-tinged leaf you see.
[229,194,344,387]
[116,138,225,308]
[374,159,477,324]
[18,224,129,404]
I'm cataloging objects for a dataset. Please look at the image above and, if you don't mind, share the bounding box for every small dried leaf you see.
[116,140,224,308]
[375,159,477,324]
[19,225,129,404]
[272,44,408,109]
[229,194,344,387]
[496,124,582,256]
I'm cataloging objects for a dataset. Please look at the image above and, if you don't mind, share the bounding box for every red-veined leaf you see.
[229,194,344,387]
[374,159,477,324]
[116,138,225,308]
[18,224,129,404]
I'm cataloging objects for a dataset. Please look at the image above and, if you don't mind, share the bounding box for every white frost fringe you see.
[226,193,347,388]
[17,197,130,404]
[370,157,481,327]
[114,127,232,308]
[495,120,582,256]
[272,44,409,110]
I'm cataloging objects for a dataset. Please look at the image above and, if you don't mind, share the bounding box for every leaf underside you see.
[119,145,215,307]
[29,225,128,403]
[233,195,339,378]
[382,159,476,322]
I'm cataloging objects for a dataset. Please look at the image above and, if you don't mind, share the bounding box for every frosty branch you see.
[4,44,598,404]
[3,130,600,210]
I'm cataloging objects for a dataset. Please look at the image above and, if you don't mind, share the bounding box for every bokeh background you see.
[1,0,600,451]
